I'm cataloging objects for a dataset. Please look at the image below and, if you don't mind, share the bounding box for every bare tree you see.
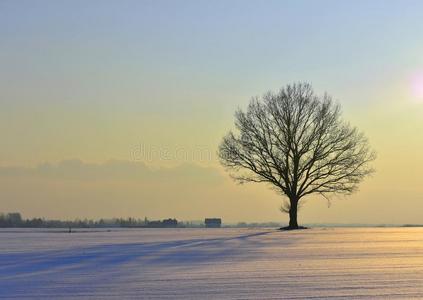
[218,83,376,229]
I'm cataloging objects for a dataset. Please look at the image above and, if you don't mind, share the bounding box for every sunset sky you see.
[1,0,423,224]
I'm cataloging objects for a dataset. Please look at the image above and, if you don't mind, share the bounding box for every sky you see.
[1,0,423,224]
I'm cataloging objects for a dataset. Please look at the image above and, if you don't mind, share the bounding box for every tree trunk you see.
[288,198,299,229]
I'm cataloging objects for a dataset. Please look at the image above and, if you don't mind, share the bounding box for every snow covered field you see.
[1,227,423,299]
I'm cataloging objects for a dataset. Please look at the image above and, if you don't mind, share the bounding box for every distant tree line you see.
[0,212,291,228]
[0,212,188,228]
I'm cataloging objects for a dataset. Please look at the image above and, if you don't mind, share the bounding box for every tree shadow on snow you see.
[0,230,281,279]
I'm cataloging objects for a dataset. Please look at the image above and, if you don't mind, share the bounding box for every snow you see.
[1,227,423,299]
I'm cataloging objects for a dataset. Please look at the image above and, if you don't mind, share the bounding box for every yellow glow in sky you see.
[1,1,423,224]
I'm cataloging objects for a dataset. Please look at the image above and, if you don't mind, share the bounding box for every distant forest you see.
[0,212,283,229]
[0,212,182,228]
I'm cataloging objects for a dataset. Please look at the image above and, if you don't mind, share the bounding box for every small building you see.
[205,218,222,228]
[162,218,178,227]
[146,218,178,228]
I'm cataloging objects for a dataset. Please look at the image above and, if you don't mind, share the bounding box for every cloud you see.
[0,159,223,185]
[0,159,281,222]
